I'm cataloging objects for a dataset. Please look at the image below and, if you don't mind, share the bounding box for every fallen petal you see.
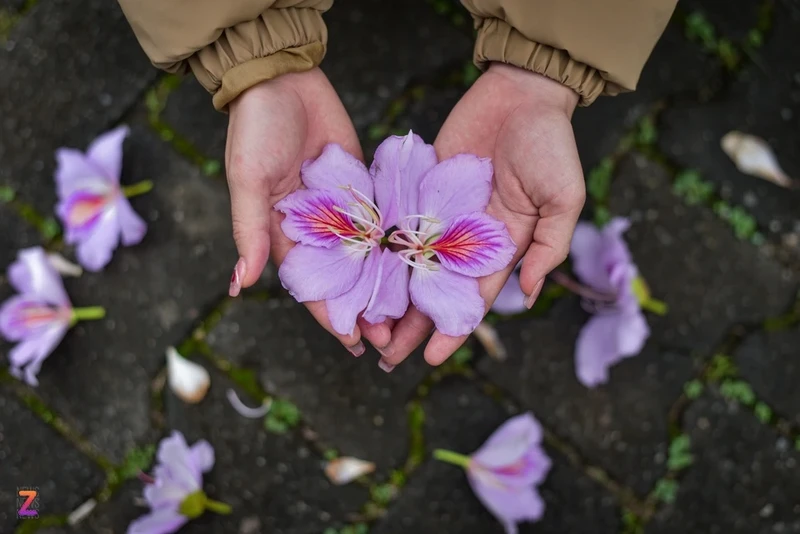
[226,388,272,419]
[324,457,376,485]
[166,347,210,404]
[67,498,97,526]
[473,321,507,361]
[47,252,83,277]
[721,131,793,188]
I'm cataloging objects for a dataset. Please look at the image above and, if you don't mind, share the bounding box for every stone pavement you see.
[1,0,799,532]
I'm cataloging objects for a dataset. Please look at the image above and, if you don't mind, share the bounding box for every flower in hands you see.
[570,217,665,387]
[128,431,230,534]
[55,125,150,271]
[0,247,105,385]
[434,413,551,534]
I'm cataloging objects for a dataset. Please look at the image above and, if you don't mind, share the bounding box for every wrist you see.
[487,62,579,118]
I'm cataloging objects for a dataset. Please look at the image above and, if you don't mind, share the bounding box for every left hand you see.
[378,63,586,369]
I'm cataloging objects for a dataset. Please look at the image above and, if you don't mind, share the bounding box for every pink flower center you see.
[65,189,116,229]
[10,302,71,333]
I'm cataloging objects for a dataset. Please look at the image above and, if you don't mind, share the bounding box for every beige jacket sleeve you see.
[462,0,678,105]
[117,0,332,110]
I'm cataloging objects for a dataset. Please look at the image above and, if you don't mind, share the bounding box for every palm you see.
[382,64,585,367]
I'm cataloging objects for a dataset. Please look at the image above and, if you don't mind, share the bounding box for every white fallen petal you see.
[67,498,96,525]
[47,252,83,277]
[166,346,210,404]
[721,131,793,188]
[226,388,272,418]
[324,457,376,485]
[473,321,507,361]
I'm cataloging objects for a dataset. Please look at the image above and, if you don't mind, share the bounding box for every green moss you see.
[635,116,658,147]
[15,515,68,534]
[587,158,614,204]
[117,444,156,480]
[620,508,644,534]
[462,62,481,87]
[652,479,679,505]
[405,401,426,472]
[451,345,473,366]
[683,379,704,400]
[754,402,772,424]
[706,354,737,382]
[685,11,717,51]
[370,483,395,506]
[264,398,301,434]
[667,434,693,471]
[672,170,714,205]
[720,380,756,406]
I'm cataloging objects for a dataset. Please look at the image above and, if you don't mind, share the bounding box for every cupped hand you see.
[379,63,586,369]
[225,68,391,354]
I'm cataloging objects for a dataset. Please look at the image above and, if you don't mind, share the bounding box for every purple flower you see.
[128,431,229,534]
[570,217,651,387]
[0,247,104,386]
[434,413,552,534]
[55,125,149,271]
[490,261,526,315]
[275,134,437,336]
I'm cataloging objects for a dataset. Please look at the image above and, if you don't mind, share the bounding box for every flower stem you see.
[122,180,153,198]
[205,499,232,515]
[549,271,617,302]
[433,449,471,468]
[71,307,106,322]
[640,297,668,316]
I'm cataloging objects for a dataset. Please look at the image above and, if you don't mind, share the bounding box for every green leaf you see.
[390,469,406,486]
[202,160,222,176]
[0,185,15,203]
[271,399,301,426]
[673,170,713,205]
[593,206,612,227]
[746,29,763,48]
[371,483,394,506]
[264,415,289,434]
[636,116,658,146]
[587,158,614,203]
[754,402,771,423]
[717,38,740,70]
[667,434,694,471]
[684,380,704,400]
[451,345,473,365]
[652,479,679,504]
[720,380,756,406]
[706,354,736,382]
[118,444,156,480]
[685,12,717,50]
[40,218,61,240]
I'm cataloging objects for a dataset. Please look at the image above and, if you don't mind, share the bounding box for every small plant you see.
[706,354,736,382]
[754,402,772,423]
[652,479,679,504]
[673,170,714,205]
[720,380,756,406]
[683,379,704,399]
[593,205,612,227]
[202,160,221,176]
[685,11,717,51]
[667,434,694,471]
[117,444,157,480]
[717,38,740,70]
[323,448,338,461]
[746,28,763,49]
[462,62,481,87]
[451,345,473,366]
[0,185,15,203]
[587,158,614,204]
[620,508,644,534]
[636,116,658,147]
[370,483,396,506]
[264,399,301,434]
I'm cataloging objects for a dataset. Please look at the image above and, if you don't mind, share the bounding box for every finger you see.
[377,306,434,371]
[357,317,392,350]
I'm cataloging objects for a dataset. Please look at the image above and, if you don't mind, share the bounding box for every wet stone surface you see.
[371,377,620,534]
[206,297,430,472]
[646,392,800,534]
[161,77,227,163]
[734,326,800,426]
[0,0,158,214]
[0,389,105,528]
[30,126,236,462]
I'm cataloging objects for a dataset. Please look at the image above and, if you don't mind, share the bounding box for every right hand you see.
[225,68,390,355]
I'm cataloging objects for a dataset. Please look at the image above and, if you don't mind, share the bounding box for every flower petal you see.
[279,244,364,302]
[115,197,147,246]
[327,248,382,336]
[156,431,201,492]
[418,155,492,221]
[570,218,632,293]
[429,212,516,278]
[466,474,546,534]
[189,440,215,473]
[363,249,410,324]
[8,247,71,306]
[8,325,69,387]
[0,296,67,341]
[76,209,121,272]
[371,131,438,229]
[301,144,373,199]
[491,272,527,315]
[127,507,188,534]
[274,188,359,248]
[575,309,648,388]
[409,267,484,336]
[57,190,108,233]
[86,125,128,181]
[54,149,109,199]
[472,413,543,468]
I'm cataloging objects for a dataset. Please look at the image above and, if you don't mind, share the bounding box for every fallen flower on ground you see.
[721,130,793,188]
[434,413,551,534]
[324,456,376,485]
[0,247,105,386]
[55,125,150,271]
[128,431,229,534]
[570,217,666,387]
[166,347,210,404]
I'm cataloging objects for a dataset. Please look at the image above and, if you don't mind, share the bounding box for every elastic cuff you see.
[188,7,328,111]
[473,18,621,106]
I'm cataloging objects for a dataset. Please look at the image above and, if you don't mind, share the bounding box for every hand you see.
[225,68,391,355]
[379,63,586,369]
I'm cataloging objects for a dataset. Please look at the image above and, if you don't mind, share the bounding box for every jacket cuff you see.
[187,7,327,111]
[473,18,622,107]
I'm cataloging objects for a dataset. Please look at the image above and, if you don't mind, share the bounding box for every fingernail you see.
[524,279,545,309]
[229,258,246,297]
[377,344,395,358]
[347,341,365,357]
[378,358,395,373]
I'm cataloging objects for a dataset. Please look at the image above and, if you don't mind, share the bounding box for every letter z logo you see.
[17,489,39,518]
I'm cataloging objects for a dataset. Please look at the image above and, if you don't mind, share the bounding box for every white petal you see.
[324,457,376,485]
[721,131,793,188]
[47,252,83,277]
[226,388,272,418]
[473,321,507,361]
[166,347,210,404]
[67,499,96,525]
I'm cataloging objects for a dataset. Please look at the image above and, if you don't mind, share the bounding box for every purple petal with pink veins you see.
[8,248,71,306]
[76,210,121,272]
[466,474,545,534]
[471,413,543,469]
[418,155,493,221]
[0,296,68,341]
[409,267,484,337]
[54,149,110,198]
[86,125,128,181]
[279,244,365,302]
[371,132,437,229]
[275,188,360,248]
[116,197,148,246]
[363,249,410,324]
[301,144,374,199]
[429,213,516,278]
[58,190,109,233]
[327,247,383,336]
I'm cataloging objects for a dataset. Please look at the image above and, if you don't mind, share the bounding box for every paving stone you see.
[0,204,41,280]
[0,0,26,13]
[0,0,158,213]
[734,327,800,426]
[27,125,236,462]
[478,154,796,495]
[658,0,800,241]
[0,388,105,527]
[680,0,762,42]
[206,297,430,472]
[371,377,620,534]
[646,392,800,534]
[161,77,227,163]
